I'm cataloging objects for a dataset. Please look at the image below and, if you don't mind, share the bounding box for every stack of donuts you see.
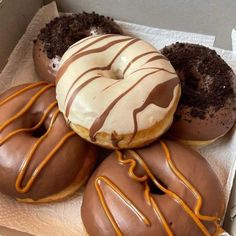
[0,12,235,236]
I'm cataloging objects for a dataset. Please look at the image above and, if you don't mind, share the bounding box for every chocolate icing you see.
[33,40,60,83]
[33,12,123,82]
[161,43,236,141]
[82,140,225,236]
[0,82,97,200]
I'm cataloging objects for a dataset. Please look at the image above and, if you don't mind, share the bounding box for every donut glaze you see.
[33,12,123,83]
[161,43,236,145]
[81,140,225,236]
[0,82,97,202]
[56,35,181,149]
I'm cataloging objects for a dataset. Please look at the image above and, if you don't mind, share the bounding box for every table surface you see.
[0,0,236,235]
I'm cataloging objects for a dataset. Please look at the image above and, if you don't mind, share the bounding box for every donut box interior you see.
[0,0,236,235]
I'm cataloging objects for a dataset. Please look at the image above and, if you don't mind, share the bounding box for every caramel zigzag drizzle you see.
[116,150,173,236]
[160,141,219,222]
[95,176,151,236]
[126,149,212,236]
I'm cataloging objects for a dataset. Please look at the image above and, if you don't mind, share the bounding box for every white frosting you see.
[56,34,179,137]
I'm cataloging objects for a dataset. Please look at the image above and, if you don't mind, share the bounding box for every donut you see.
[81,140,225,236]
[161,43,236,146]
[56,34,181,149]
[0,82,97,203]
[33,12,123,83]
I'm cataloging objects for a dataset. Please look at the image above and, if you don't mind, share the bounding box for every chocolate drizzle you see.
[89,70,160,141]
[64,37,140,116]
[57,35,180,148]
[146,54,168,64]
[57,35,132,82]
[122,51,158,76]
[130,77,179,142]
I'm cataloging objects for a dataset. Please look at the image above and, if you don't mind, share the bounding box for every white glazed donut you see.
[56,34,181,149]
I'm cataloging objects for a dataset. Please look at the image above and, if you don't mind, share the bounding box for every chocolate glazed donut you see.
[81,140,225,236]
[33,12,123,82]
[161,43,236,146]
[0,82,97,202]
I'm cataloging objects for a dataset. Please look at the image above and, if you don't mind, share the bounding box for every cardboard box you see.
[0,0,235,235]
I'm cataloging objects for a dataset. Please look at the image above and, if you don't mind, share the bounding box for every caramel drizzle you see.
[16,128,75,193]
[126,149,215,236]
[159,141,219,222]
[117,150,173,235]
[0,83,54,132]
[0,83,76,193]
[159,141,224,235]
[0,101,57,145]
[95,176,151,236]
[144,182,174,236]
[96,142,222,236]
[0,81,47,106]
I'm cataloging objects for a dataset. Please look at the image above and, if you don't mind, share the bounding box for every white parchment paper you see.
[0,2,235,236]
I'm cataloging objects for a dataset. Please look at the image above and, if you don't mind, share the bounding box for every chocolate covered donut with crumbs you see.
[33,12,123,82]
[161,43,236,146]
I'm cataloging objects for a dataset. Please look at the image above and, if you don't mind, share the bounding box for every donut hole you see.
[32,124,48,137]
[101,69,123,80]
[147,178,166,195]
[25,112,49,137]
